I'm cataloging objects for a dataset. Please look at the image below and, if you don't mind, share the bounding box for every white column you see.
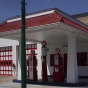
[67,33,78,83]
[17,40,21,80]
[36,43,42,80]
[12,45,16,76]
[29,56,33,80]
[16,46,18,77]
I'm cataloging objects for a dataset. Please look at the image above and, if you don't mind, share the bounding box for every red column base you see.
[42,56,48,81]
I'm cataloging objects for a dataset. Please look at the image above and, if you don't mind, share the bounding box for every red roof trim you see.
[0,10,88,33]
[26,11,62,27]
[63,17,88,33]
[0,11,62,32]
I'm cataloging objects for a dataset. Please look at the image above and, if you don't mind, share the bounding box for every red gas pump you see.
[53,48,63,82]
[28,50,37,81]
[41,40,49,81]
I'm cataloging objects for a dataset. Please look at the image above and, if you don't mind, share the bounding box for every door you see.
[50,54,55,66]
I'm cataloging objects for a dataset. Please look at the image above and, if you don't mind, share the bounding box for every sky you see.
[0,0,88,23]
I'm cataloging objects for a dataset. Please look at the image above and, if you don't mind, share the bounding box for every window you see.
[6,62,8,65]
[77,52,87,66]
[50,54,55,66]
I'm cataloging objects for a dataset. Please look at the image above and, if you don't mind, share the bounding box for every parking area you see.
[0,76,88,88]
[0,82,87,88]
[0,76,16,84]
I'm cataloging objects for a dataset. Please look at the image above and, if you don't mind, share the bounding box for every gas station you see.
[0,7,88,87]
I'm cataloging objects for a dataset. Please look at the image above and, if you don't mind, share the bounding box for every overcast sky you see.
[0,0,88,23]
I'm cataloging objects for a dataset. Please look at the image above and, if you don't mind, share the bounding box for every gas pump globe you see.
[41,40,48,56]
[42,40,46,46]
[30,50,34,56]
[55,48,60,54]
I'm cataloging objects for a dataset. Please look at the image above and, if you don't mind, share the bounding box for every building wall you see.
[0,38,88,77]
[76,42,88,76]
[0,38,42,79]
[74,14,88,76]
[0,38,19,76]
[47,42,88,76]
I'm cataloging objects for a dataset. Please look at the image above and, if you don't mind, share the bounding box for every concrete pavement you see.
[0,82,87,88]
[0,76,16,84]
[0,76,88,88]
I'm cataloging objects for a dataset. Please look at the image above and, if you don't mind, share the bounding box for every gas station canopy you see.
[0,8,88,44]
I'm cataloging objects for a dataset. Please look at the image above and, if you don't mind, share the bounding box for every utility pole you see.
[21,0,26,88]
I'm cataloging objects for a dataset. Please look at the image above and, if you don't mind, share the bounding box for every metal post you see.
[21,0,26,88]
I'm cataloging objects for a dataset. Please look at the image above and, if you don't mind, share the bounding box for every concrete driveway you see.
[0,76,88,88]
[0,82,87,88]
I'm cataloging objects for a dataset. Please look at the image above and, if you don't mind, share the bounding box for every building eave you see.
[0,8,88,34]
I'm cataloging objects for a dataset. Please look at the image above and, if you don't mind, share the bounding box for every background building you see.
[72,12,88,25]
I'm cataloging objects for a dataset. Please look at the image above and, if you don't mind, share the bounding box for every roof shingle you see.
[0,9,88,33]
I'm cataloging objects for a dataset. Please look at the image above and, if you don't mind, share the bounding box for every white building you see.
[0,8,88,83]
